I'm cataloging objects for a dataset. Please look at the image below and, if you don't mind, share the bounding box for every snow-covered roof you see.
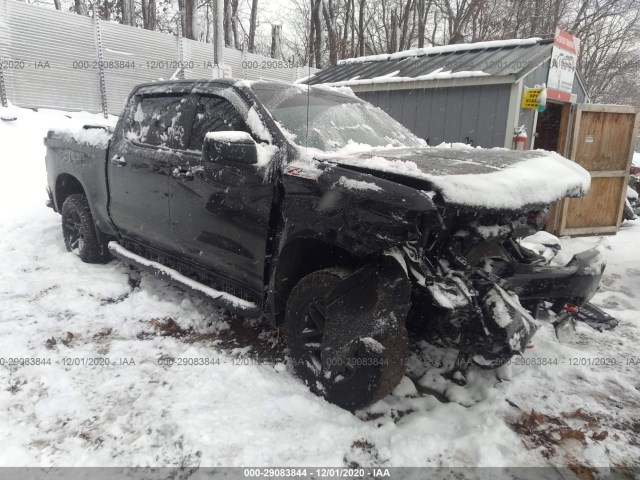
[303,38,555,88]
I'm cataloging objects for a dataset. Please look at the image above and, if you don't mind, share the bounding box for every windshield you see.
[250,84,425,151]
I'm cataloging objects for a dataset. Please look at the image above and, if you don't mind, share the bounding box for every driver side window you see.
[188,95,250,151]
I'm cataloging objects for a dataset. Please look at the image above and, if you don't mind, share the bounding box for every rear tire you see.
[285,268,408,410]
[61,194,110,264]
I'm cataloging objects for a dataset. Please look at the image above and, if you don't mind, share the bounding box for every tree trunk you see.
[223,0,232,46]
[417,0,426,48]
[271,23,282,59]
[248,0,259,53]
[358,0,365,56]
[231,0,241,49]
[312,0,322,66]
[341,0,351,58]
[322,0,338,65]
[120,0,134,25]
[53,0,61,10]
[184,0,199,40]
[142,0,156,30]
[309,0,316,66]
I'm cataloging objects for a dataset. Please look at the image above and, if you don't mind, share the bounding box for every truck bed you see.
[45,125,116,237]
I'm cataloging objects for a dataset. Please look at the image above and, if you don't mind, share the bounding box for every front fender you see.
[281,163,442,257]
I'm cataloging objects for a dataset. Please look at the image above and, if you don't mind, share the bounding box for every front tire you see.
[61,194,110,264]
[285,268,408,410]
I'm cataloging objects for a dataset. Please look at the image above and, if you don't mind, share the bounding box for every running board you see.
[108,241,261,316]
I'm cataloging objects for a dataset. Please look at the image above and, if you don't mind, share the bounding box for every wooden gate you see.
[556,104,639,236]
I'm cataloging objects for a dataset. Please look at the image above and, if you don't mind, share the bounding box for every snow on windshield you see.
[251,85,425,151]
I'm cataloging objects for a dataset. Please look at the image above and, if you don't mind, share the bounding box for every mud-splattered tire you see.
[285,268,408,410]
[61,194,110,264]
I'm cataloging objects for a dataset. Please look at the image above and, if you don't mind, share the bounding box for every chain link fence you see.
[0,0,319,115]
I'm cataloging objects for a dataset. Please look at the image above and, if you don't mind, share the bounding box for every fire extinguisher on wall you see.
[512,125,528,150]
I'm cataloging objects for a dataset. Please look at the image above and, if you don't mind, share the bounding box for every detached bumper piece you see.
[576,303,619,331]
[504,247,606,308]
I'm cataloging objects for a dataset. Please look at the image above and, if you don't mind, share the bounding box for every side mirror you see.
[202,131,258,165]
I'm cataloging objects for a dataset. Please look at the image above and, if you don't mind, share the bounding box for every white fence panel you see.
[0,0,320,114]
[0,0,102,112]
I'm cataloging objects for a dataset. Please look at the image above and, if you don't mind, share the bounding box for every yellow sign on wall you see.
[521,88,542,109]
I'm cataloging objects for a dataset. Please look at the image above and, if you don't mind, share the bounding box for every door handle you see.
[172,167,194,180]
[111,155,127,166]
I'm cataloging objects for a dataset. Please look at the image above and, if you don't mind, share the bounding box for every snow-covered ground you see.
[1,106,639,469]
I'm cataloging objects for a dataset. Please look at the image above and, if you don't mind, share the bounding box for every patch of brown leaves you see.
[513,408,609,475]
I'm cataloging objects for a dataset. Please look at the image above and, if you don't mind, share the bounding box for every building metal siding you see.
[0,0,318,114]
[358,83,511,148]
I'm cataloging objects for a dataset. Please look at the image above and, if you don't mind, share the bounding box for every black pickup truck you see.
[45,79,605,409]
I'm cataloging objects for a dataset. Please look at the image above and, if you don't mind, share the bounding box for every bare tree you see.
[322,0,339,64]
[248,0,259,52]
[142,0,157,30]
[120,0,134,25]
[183,0,198,40]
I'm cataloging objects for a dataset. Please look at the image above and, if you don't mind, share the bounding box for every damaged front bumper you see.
[503,246,606,308]
[404,244,606,367]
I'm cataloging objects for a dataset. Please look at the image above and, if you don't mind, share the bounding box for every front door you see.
[168,91,276,300]
[108,92,192,251]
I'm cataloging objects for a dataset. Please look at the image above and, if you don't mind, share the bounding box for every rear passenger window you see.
[128,95,188,148]
[188,95,249,151]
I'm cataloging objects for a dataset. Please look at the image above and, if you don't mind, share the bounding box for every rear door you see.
[108,91,193,251]
[167,90,276,300]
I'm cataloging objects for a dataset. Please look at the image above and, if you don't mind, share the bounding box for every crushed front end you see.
[399,199,606,369]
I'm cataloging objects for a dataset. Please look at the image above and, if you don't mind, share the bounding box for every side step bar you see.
[108,241,261,317]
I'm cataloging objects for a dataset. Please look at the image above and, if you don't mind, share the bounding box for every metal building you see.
[303,37,588,151]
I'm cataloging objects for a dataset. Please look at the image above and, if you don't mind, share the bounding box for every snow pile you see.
[0,104,19,121]
[338,37,542,64]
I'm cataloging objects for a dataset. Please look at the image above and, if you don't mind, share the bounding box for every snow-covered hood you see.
[317,147,591,210]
